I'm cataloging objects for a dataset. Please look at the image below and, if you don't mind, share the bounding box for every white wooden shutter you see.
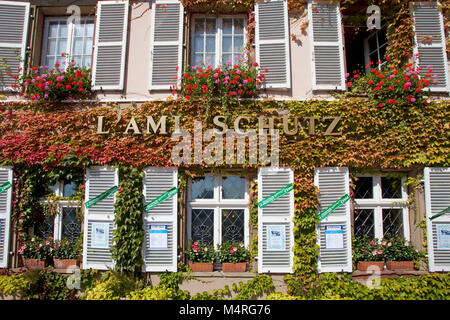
[0,167,12,268]
[83,166,118,270]
[255,0,291,89]
[314,167,352,272]
[0,1,29,90]
[149,0,184,90]
[308,1,345,90]
[92,0,129,90]
[142,167,178,272]
[424,167,450,272]
[412,2,449,92]
[258,167,294,273]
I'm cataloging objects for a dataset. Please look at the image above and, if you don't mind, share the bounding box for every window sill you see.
[184,271,256,278]
[352,269,427,280]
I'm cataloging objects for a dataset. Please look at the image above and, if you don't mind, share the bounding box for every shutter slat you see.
[149,1,184,90]
[142,167,178,272]
[309,1,345,90]
[314,167,352,273]
[255,0,291,89]
[92,1,128,90]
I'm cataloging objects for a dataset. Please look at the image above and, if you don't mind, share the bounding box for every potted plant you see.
[216,242,250,272]
[353,236,385,271]
[18,237,53,269]
[52,238,80,269]
[11,54,92,102]
[382,236,419,271]
[186,241,215,272]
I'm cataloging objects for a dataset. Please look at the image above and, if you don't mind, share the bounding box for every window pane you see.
[354,177,373,199]
[382,208,403,238]
[369,52,378,64]
[233,35,244,53]
[223,19,232,35]
[73,38,83,55]
[354,209,375,238]
[48,39,57,55]
[191,176,214,200]
[40,216,55,239]
[378,44,387,61]
[48,184,58,194]
[381,177,402,198]
[194,35,204,53]
[48,22,59,37]
[63,181,78,198]
[205,19,216,34]
[191,209,214,245]
[234,19,244,34]
[58,23,68,38]
[368,35,377,53]
[84,38,93,55]
[205,35,215,52]
[222,176,245,199]
[194,19,205,34]
[205,54,215,66]
[222,54,232,65]
[378,27,387,46]
[62,207,81,242]
[222,36,232,53]
[193,54,204,65]
[222,209,244,243]
[57,39,67,56]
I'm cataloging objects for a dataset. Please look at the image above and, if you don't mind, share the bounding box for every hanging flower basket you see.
[222,262,247,272]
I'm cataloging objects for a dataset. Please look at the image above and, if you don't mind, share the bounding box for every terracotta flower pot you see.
[386,261,414,271]
[357,261,384,271]
[189,261,214,272]
[22,258,50,269]
[222,262,247,272]
[53,259,78,269]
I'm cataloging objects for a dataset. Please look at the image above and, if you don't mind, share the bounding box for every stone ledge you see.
[185,271,257,278]
[9,267,79,274]
[352,270,428,282]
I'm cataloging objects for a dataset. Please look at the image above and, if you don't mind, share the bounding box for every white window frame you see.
[363,24,388,71]
[41,16,95,68]
[190,14,247,68]
[187,173,250,249]
[41,181,81,241]
[353,174,410,241]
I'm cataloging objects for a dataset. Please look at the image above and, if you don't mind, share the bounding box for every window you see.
[363,25,387,70]
[191,16,246,67]
[42,17,94,68]
[40,181,81,242]
[352,174,409,240]
[187,174,249,247]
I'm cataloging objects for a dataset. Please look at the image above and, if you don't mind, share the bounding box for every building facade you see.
[0,0,449,283]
